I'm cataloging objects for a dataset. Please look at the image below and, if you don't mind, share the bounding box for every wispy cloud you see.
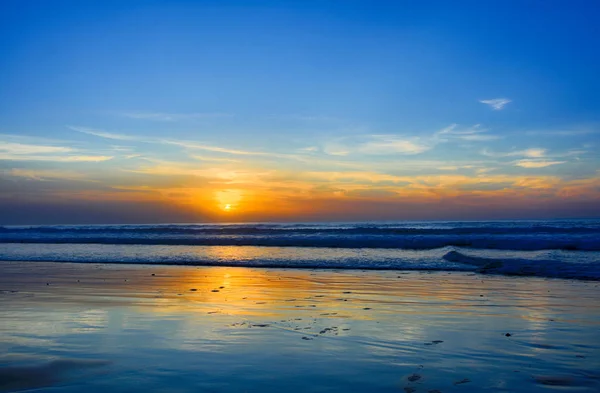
[70,125,305,161]
[323,135,430,156]
[191,155,239,163]
[482,148,547,158]
[0,139,112,162]
[320,124,498,158]
[435,124,500,141]
[298,146,319,152]
[357,135,430,155]
[69,126,139,141]
[437,165,479,171]
[161,140,270,156]
[121,112,232,121]
[484,147,585,169]
[479,98,511,110]
[0,142,74,155]
[514,159,565,168]
[0,134,114,163]
[0,153,113,162]
[523,148,546,158]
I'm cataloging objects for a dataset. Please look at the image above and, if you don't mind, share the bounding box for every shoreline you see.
[1,258,599,282]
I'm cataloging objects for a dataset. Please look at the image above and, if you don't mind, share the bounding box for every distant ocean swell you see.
[0,220,598,280]
[1,221,599,251]
[1,235,599,251]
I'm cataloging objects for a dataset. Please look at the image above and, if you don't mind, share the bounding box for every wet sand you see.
[0,261,599,392]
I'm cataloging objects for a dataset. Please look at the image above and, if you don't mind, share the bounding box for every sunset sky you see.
[1,1,599,224]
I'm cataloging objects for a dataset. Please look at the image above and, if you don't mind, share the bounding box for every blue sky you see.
[1,1,599,223]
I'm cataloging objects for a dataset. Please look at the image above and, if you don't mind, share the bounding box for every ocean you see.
[1,219,599,280]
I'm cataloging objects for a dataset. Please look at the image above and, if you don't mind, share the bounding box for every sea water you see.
[1,219,599,280]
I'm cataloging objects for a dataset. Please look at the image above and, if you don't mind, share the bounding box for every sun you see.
[215,189,242,213]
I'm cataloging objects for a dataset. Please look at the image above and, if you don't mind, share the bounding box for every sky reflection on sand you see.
[0,261,599,392]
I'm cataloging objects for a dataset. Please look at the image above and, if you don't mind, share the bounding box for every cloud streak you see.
[70,125,308,161]
[479,98,511,110]
[514,160,566,168]
[0,153,113,162]
[0,138,112,162]
[435,124,500,141]
[69,126,139,141]
[356,135,430,155]
[0,142,74,155]
[482,148,547,158]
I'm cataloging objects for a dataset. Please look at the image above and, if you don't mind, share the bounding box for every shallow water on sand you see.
[0,262,599,392]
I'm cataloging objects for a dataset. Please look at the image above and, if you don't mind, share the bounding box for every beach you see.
[3,1,600,391]
[1,261,599,392]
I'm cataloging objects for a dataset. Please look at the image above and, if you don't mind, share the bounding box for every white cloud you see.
[514,159,565,168]
[320,124,497,158]
[71,126,272,156]
[323,135,430,156]
[0,134,113,163]
[70,125,309,162]
[479,98,511,110]
[523,148,546,158]
[322,142,351,156]
[69,126,138,141]
[0,153,113,162]
[191,155,239,163]
[357,135,429,155]
[435,124,500,141]
[298,146,319,152]
[161,140,269,156]
[482,148,546,158]
[0,142,74,155]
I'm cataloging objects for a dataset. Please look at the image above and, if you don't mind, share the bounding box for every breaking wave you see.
[1,220,599,251]
[0,220,598,280]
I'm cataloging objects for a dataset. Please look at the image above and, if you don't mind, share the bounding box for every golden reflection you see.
[3,261,600,357]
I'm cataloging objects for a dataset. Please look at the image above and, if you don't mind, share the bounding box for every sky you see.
[1,0,599,224]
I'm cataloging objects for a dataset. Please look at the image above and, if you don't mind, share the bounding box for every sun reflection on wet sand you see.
[0,261,599,392]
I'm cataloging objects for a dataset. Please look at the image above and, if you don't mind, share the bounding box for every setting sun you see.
[215,189,243,213]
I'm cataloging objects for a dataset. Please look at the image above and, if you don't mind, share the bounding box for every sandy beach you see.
[0,261,599,392]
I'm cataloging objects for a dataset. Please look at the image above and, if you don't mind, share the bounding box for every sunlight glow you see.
[216,189,243,213]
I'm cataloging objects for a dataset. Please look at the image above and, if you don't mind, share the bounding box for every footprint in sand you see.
[407,374,421,382]
[454,378,470,385]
